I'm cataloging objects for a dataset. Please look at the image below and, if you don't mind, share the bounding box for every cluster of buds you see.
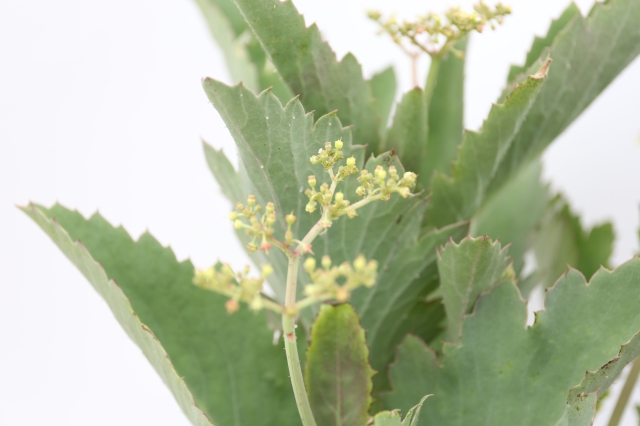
[230,195,277,253]
[194,263,274,313]
[367,1,511,57]
[301,255,378,305]
[356,165,417,200]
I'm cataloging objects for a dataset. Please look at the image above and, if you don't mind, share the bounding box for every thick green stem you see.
[424,56,442,104]
[607,358,640,426]
[282,252,317,426]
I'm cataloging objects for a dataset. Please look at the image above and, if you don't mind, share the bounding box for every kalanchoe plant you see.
[23,0,640,425]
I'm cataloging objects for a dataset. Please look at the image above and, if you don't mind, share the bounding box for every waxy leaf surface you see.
[24,204,299,426]
[305,304,374,426]
[232,0,381,152]
[385,257,640,425]
[438,236,512,343]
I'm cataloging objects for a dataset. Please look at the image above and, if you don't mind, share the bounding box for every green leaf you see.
[194,0,293,102]
[506,4,580,83]
[357,221,469,393]
[369,67,397,135]
[384,88,428,179]
[488,0,640,198]
[426,64,549,227]
[23,203,299,426]
[193,0,259,91]
[471,160,548,276]
[438,236,512,343]
[385,257,640,425]
[566,331,640,425]
[304,304,374,426]
[422,39,467,187]
[372,395,429,426]
[534,195,614,289]
[232,0,382,153]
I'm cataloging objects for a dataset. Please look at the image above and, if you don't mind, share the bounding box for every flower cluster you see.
[194,263,275,313]
[300,255,378,306]
[356,165,417,200]
[230,195,279,253]
[367,1,511,58]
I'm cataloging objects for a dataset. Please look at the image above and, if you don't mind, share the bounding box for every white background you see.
[1,0,639,424]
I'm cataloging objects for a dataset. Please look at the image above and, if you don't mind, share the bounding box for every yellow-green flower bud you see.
[229,211,239,221]
[234,219,244,229]
[266,202,275,213]
[335,287,350,303]
[375,166,387,179]
[346,157,356,167]
[353,255,366,272]
[334,192,344,203]
[321,256,332,270]
[262,264,274,277]
[225,299,239,314]
[308,175,317,188]
[334,140,343,150]
[310,156,319,164]
[304,257,316,274]
[285,213,296,225]
[356,186,366,197]
[247,195,256,207]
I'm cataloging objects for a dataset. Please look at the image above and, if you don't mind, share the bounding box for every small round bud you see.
[259,242,272,252]
[335,287,350,302]
[285,213,296,225]
[235,202,244,211]
[321,256,332,270]
[250,296,263,311]
[375,166,387,180]
[225,299,239,314]
[354,255,366,272]
[234,219,244,229]
[246,242,258,252]
[356,186,366,197]
[247,195,256,207]
[324,141,332,150]
[308,175,317,188]
[304,257,316,274]
[334,192,344,203]
[285,230,293,241]
[346,157,356,167]
[310,156,319,164]
[262,264,274,277]
[403,171,417,181]
[229,212,239,221]
[266,202,275,213]
[334,140,343,150]
[347,209,357,219]
[266,214,276,226]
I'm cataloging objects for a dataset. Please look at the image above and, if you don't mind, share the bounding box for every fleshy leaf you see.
[385,257,640,425]
[534,195,614,289]
[426,63,549,227]
[23,203,299,426]
[487,0,640,198]
[506,4,580,83]
[471,160,548,276]
[305,304,374,426]
[384,88,428,184]
[565,331,640,425]
[232,0,381,153]
[372,395,429,426]
[357,221,469,393]
[369,67,397,135]
[422,39,467,187]
[438,236,512,343]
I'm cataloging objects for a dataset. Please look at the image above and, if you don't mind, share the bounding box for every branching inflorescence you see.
[194,140,417,317]
[368,1,510,87]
